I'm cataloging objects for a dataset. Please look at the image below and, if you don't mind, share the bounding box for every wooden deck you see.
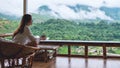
[32,57,120,68]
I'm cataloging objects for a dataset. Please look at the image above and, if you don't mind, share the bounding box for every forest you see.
[31,19,120,41]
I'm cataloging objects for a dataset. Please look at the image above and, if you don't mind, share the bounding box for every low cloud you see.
[46,4,113,20]
[0,0,120,18]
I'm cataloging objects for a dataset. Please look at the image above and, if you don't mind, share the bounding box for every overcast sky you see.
[0,0,120,16]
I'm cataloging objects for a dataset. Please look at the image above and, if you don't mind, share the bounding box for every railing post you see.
[103,44,107,59]
[68,45,71,57]
[85,46,88,58]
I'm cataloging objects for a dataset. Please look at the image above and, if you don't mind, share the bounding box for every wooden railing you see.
[39,40,120,58]
[1,33,120,58]
[0,33,13,38]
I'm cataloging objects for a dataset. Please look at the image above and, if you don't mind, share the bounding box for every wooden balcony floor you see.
[33,57,120,68]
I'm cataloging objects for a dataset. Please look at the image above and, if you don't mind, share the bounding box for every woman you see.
[13,14,37,47]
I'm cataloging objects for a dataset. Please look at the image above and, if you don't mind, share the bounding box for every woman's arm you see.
[26,41,37,47]
[25,26,37,47]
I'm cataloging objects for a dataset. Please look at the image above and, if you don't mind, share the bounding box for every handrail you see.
[0,33,13,38]
[40,40,120,44]
[39,40,120,46]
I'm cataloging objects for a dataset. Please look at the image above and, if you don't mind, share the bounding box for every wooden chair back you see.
[0,41,39,68]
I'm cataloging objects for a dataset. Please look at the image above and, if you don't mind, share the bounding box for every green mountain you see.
[0,13,19,20]
[100,7,120,20]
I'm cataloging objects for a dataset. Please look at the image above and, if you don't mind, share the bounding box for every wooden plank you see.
[103,44,107,59]
[107,56,120,58]
[0,33,13,38]
[38,45,59,50]
[40,40,120,44]
[85,46,88,58]
[68,45,71,57]
[39,40,120,46]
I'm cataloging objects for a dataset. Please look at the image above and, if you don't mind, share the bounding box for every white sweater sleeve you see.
[25,26,36,42]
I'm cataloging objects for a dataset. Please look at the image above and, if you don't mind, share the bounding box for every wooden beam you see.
[0,33,13,38]
[68,45,71,57]
[23,0,27,15]
[85,46,88,58]
[103,44,107,59]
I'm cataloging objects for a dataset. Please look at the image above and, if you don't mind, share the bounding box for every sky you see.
[0,0,120,16]
[28,0,120,7]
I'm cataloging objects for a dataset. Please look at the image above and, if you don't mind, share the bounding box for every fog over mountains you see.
[0,0,120,20]
[37,4,120,20]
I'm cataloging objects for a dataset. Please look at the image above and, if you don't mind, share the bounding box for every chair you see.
[0,41,39,68]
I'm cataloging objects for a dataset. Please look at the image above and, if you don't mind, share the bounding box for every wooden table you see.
[37,45,60,62]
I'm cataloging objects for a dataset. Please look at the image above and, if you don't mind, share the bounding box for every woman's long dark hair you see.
[13,14,32,38]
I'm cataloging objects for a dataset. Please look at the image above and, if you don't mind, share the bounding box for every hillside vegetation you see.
[0,20,19,34]
[1,19,120,41]
[31,19,120,41]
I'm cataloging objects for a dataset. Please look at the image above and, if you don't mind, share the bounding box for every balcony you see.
[1,34,120,68]
[33,40,120,68]
[0,0,120,68]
